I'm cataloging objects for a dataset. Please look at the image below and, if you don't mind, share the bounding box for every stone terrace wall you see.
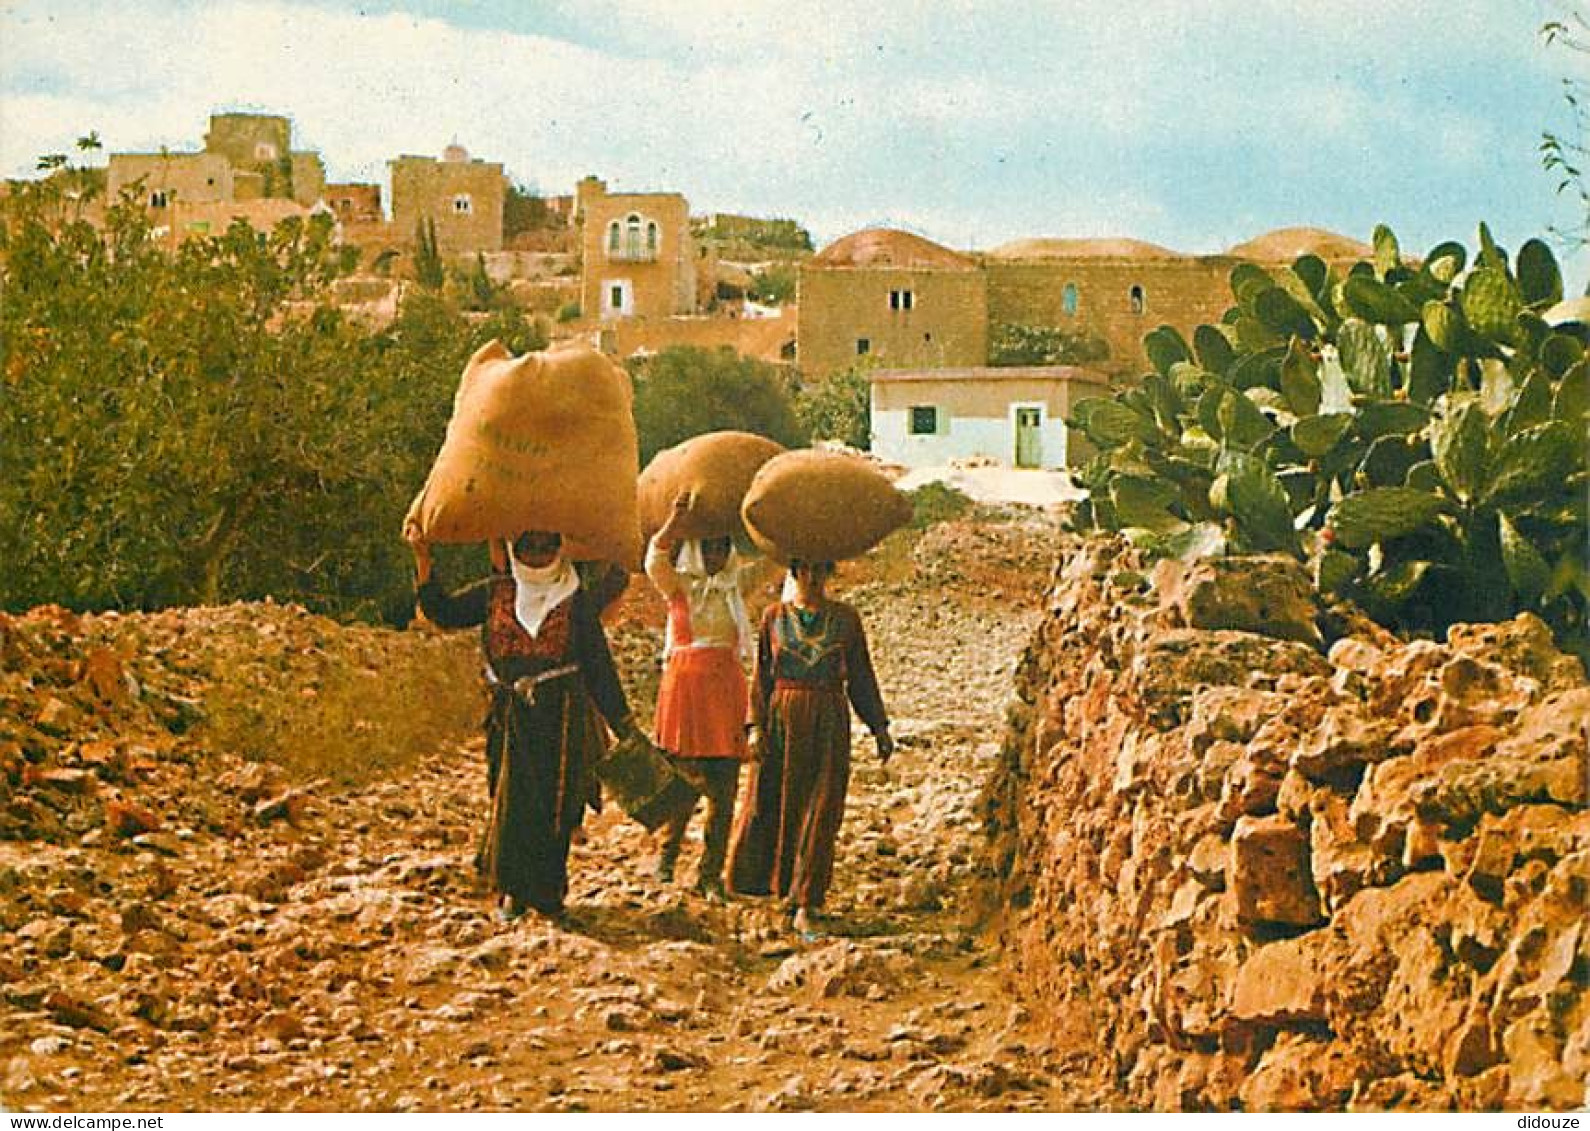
[983,538,1589,1110]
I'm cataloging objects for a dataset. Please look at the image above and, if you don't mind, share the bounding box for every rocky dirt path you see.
[4,519,1086,1112]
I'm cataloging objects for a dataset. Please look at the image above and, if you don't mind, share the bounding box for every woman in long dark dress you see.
[726,558,893,937]
[410,529,641,921]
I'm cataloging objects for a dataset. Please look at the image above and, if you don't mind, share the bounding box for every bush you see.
[906,482,975,529]
[1068,223,1588,654]
[990,322,1111,367]
[629,346,808,465]
[556,301,582,323]
[794,364,872,450]
[0,162,547,624]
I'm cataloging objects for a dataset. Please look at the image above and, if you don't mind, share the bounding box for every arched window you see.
[451,194,473,215]
[1062,282,1079,315]
[626,213,642,258]
[607,220,621,253]
[1129,284,1146,314]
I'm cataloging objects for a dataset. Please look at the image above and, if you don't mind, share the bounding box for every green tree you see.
[794,364,872,450]
[629,346,808,464]
[748,262,798,305]
[1,149,550,624]
[989,322,1111,367]
[502,183,554,241]
[413,216,444,290]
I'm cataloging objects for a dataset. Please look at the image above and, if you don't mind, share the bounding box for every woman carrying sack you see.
[726,558,894,938]
[645,493,776,897]
[409,528,645,923]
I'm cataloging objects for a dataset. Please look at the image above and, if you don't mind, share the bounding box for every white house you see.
[869,365,1111,471]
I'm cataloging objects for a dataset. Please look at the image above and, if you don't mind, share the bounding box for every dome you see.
[1227,227,1371,262]
[811,228,975,270]
[985,237,1183,261]
[442,143,470,163]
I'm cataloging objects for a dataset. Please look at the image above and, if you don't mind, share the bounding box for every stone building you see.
[577,176,697,320]
[106,152,233,209]
[324,183,383,225]
[203,112,324,206]
[869,365,1109,471]
[798,225,1373,379]
[796,228,988,379]
[106,110,326,215]
[389,145,506,256]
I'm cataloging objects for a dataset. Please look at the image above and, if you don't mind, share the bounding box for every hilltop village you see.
[35,109,1377,472]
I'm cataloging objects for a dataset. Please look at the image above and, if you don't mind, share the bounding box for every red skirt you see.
[654,647,749,760]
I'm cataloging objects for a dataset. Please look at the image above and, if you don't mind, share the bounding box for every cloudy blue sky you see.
[2,0,1585,286]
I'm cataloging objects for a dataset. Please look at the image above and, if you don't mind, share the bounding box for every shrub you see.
[990,322,1110,367]
[794,364,872,450]
[906,481,975,529]
[1068,223,1588,654]
[629,346,808,464]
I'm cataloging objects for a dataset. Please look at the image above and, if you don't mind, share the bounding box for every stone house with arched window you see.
[576,176,698,321]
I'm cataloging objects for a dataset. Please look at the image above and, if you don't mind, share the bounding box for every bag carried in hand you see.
[595,731,698,831]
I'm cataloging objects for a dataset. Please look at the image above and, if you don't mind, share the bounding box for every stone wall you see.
[796,267,987,378]
[984,258,1235,378]
[984,538,1589,1110]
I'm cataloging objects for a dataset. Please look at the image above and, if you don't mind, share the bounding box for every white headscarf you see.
[508,545,579,638]
[670,539,754,664]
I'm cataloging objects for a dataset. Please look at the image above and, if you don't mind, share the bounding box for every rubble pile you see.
[985,537,1589,1110]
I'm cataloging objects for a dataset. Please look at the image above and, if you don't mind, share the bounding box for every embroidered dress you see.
[645,538,772,887]
[418,571,630,914]
[726,599,888,909]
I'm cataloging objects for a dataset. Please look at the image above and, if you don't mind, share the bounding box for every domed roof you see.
[985,237,1183,261]
[1227,227,1371,262]
[442,143,470,163]
[811,228,975,270]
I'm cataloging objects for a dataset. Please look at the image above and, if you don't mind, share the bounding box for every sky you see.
[2,0,1587,289]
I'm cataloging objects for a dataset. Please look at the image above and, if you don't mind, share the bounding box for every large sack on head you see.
[405,340,642,568]
[638,431,786,542]
[740,449,912,563]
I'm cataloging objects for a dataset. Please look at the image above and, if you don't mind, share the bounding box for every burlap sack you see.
[740,450,912,563]
[404,340,642,568]
[637,431,785,542]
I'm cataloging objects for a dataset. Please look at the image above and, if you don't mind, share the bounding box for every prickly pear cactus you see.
[1067,224,1589,655]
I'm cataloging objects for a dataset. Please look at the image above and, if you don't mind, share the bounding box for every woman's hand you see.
[656,490,695,546]
[404,523,433,586]
[874,728,895,764]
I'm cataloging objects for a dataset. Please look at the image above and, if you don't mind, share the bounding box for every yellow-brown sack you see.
[405,340,642,568]
[638,431,786,542]
[740,449,912,563]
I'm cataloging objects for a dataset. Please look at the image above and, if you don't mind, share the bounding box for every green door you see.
[1015,407,1042,468]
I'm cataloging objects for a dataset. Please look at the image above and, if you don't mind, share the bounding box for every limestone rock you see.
[1230,816,1323,928]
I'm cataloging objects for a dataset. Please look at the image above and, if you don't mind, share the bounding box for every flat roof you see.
[870,365,1110,384]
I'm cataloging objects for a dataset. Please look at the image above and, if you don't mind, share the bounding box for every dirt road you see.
[4,519,1085,1112]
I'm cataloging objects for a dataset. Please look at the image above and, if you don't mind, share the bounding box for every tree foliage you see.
[794,364,872,450]
[413,216,444,290]
[629,347,808,465]
[1,162,546,624]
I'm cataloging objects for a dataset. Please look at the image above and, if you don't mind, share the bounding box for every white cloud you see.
[0,0,1571,288]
